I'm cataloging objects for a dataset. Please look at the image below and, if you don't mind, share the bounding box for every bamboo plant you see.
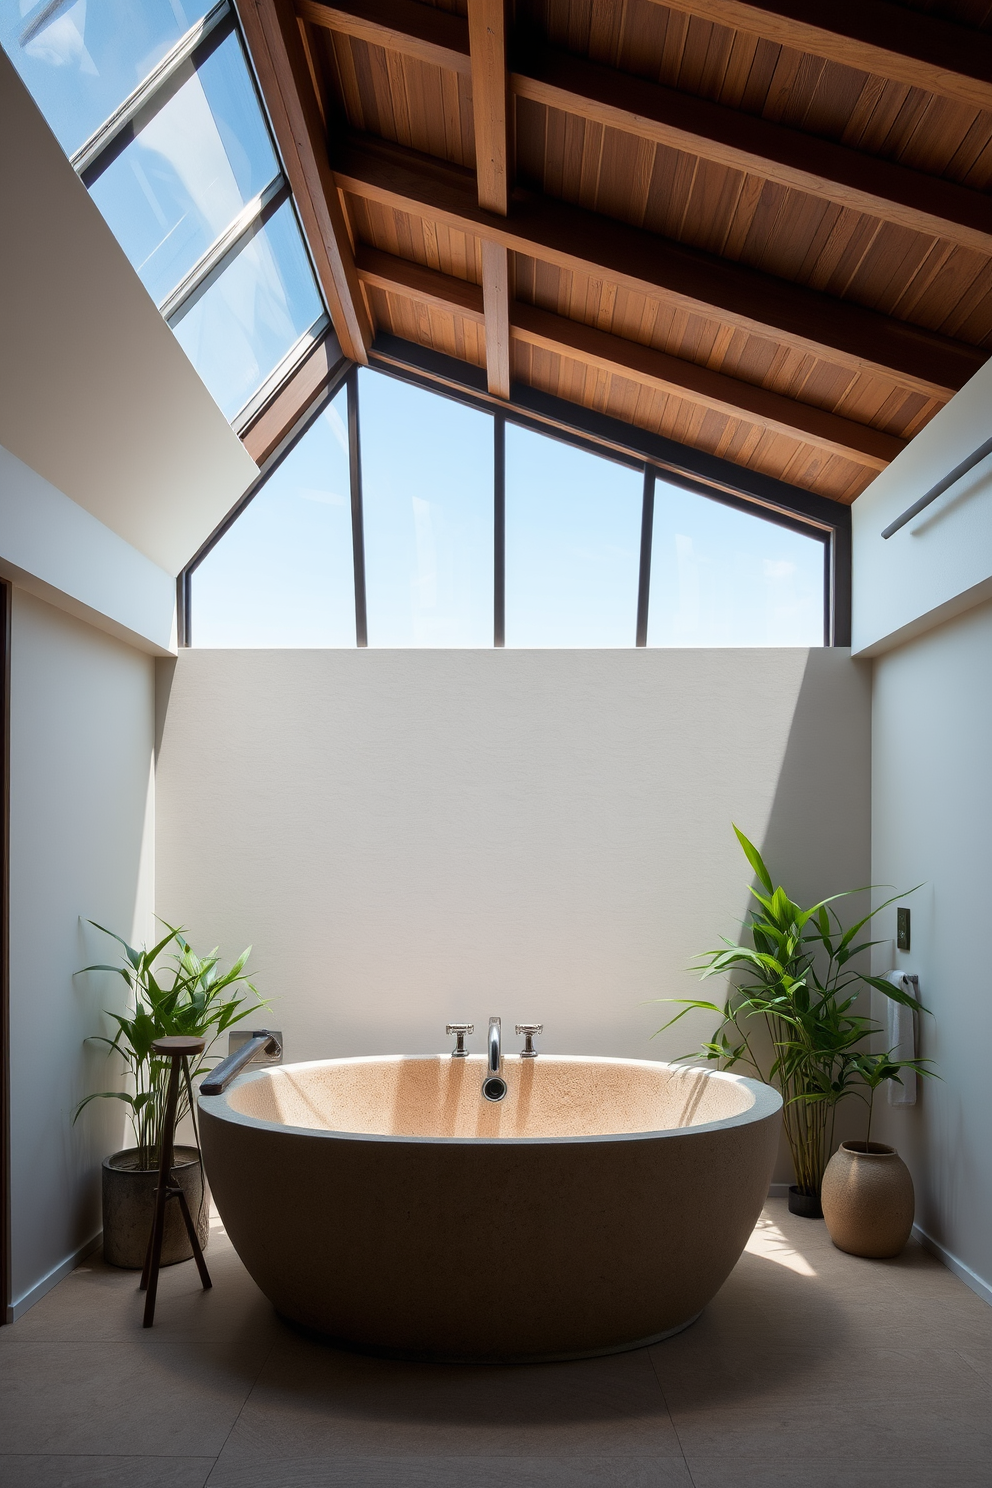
[75,922,267,1168]
[655,828,931,1200]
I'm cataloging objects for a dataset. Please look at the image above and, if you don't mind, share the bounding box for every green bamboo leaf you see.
[732,825,774,893]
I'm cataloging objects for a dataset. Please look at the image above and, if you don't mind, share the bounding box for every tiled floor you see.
[2,1201,991,1487]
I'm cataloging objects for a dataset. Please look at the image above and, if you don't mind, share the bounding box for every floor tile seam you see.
[202,1332,282,1486]
[209,1447,695,1460]
[662,1382,992,1406]
[955,1348,992,1385]
[206,1452,705,1460]
[0,1452,219,1461]
[646,1340,700,1487]
[652,1344,987,1365]
[664,1398,992,1415]
[679,1447,992,1462]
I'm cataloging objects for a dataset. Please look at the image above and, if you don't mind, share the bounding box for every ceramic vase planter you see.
[102,1145,210,1269]
[820,1141,914,1258]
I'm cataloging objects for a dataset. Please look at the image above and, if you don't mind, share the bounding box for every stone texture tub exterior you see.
[198,1054,781,1362]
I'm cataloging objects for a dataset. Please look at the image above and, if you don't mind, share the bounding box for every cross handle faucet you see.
[446,1023,474,1057]
[516,1023,543,1057]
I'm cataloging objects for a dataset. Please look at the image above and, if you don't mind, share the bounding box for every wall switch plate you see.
[896,907,911,952]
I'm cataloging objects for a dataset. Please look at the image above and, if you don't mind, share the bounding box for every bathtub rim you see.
[198,1052,782,1146]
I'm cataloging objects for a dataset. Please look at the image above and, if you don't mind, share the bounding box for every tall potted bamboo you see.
[655,828,929,1216]
[76,922,266,1267]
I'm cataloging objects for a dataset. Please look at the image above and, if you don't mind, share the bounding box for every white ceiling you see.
[0,49,259,577]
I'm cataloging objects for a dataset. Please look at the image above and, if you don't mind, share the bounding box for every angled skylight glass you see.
[647,481,826,646]
[192,384,355,646]
[86,27,278,306]
[170,199,323,422]
[1,0,213,156]
[359,371,494,647]
[2,0,327,431]
[504,424,642,647]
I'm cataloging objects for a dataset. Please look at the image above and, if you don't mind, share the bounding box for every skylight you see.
[2,0,325,429]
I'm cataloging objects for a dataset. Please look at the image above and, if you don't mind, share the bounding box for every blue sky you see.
[194,370,826,648]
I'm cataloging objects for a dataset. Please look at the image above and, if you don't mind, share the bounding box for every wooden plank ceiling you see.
[237,0,992,503]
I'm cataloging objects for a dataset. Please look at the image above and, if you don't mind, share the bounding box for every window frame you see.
[179,331,847,651]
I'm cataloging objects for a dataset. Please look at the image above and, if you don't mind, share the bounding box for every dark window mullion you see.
[348,371,368,648]
[636,467,655,647]
[494,414,505,648]
[76,2,236,186]
[163,175,289,326]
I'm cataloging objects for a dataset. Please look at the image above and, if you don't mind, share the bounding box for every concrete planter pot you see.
[788,1185,823,1218]
[102,1146,210,1269]
[821,1141,914,1259]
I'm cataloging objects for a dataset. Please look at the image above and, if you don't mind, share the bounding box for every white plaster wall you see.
[0,444,176,656]
[852,353,992,657]
[156,648,870,1091]
[870,601,992,1294]
[8,590,155,1318]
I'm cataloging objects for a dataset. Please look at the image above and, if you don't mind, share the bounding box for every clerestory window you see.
[186,366,829,649]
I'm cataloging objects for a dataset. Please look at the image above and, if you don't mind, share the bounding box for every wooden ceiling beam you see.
[467,0,511,396]
[512,303,901,469]
[356,245,485,319]
[297,0,470,74]
[335,136,984,398]
[653,0,992,114]
[301,0,992,255]
[481,239,512,399]
[516,52,992,258]
[238,0,371,363]
[357,246,904,467]
[468,0,510,215]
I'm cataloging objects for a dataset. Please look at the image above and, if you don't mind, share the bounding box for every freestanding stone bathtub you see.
[198,1054,781,1362]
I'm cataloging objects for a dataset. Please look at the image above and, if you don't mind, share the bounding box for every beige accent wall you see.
[156,647,870,1181]
[7,590,155,1318]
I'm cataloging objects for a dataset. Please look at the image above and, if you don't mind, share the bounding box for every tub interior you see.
[224,1056,755,1138]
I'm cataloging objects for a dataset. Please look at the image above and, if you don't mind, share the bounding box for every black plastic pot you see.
[102,1146,210,1268]
[788,1185,823,1218]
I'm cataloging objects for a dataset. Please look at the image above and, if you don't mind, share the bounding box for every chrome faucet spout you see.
[488,1016,502,1075]
[482,1016,507,1102]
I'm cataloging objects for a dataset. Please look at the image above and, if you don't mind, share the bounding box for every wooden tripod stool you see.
[140,1035,212,1327]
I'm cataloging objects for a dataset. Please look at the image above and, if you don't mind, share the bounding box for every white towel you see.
[885,970,919,1107]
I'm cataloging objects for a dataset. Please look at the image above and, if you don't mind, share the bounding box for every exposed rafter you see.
[335,136,983,399]
[356,246,905,468]
[480,240,511,400]
[299,0,992,256]
[467,0,511,397]
[234,0,992,503]
[297,0,469,72]
[516,52,992,258]
[653,0,992,115]
[467,0,510,216]
[237,0,371,363]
